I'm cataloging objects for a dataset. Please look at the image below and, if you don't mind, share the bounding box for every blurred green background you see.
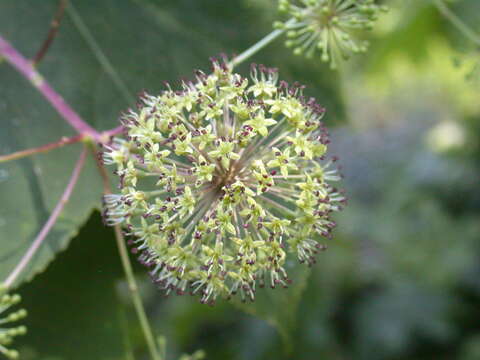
[0,0,479,359]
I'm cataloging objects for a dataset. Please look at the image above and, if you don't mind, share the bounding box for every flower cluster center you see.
[102,58,346,304]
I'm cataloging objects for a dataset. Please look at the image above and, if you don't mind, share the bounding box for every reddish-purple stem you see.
[33,0,68,65]
[0,134,85,163]
[0,125,124,162]
[0,35,102,141]
[4,147,87,288]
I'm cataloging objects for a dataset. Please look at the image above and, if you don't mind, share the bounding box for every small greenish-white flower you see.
[0,288,27,359]
[103,58,345,305]
[275,0,388,69]
[267,147,298,177]
[244,110,277,137]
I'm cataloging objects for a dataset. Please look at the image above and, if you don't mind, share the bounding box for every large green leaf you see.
[0,0,342,306]
[0,102,102,287]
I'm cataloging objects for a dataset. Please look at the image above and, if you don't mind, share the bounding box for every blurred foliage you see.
[1,0,480,359]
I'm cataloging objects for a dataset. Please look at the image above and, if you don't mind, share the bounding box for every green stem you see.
[229,19,296,68]
[113,224,162,360]
[434,0,480,46]
[92,145,162,360]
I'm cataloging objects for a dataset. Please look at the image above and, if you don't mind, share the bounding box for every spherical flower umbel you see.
[275,0,388,69]
[0,288,27,359]
[102,57,346,304]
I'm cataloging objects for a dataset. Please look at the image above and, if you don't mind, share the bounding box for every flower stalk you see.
[230,18,297,68]
[92,144,163,360]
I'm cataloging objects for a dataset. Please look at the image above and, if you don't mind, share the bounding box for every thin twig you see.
[91,144,162,360]
[0,35,102,141]
[0,126,124,164]
[33,0,68,65]
[3,147,87,288]
[0,134,85,163]
[434,0,480,47]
